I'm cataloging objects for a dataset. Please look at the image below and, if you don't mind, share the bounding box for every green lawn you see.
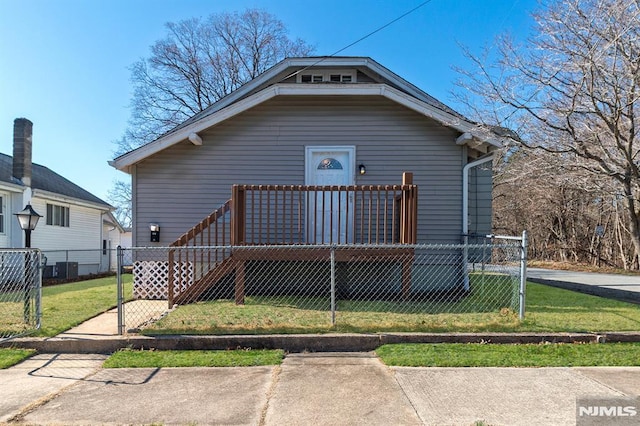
[2,274,638,370]
[521,283,640,332]
[8,342,638,369]
[0,348,36,369]
[1,276,130,338]
[2,275,639,338]
[376,342,640,367]
[104,349,284,368]
[142,282,640,334]
[36,276,132,336]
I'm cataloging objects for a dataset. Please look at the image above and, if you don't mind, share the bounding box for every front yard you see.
[2,274,638,338]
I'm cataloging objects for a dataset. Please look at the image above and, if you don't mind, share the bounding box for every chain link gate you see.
[0,249,43,342]
[117,235,527,335]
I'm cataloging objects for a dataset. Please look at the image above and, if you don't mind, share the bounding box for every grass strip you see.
[0,348,36,369]
[376,342,640,367]
[103,349,284,368]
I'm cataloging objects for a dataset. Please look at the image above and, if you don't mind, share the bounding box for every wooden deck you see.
[169,173,418,305]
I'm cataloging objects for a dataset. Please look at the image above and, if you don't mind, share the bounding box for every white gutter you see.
[462,154,494,237]
[462,153,494,291]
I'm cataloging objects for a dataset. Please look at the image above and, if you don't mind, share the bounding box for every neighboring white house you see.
[1,118,119,276]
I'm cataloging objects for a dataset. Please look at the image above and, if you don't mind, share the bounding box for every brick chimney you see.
[13,118,33,187]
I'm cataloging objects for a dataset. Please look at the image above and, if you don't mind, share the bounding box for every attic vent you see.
[330,74,352,82]
[298,70,356,83]
[301,74,323,83]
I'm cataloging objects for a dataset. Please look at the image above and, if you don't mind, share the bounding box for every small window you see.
[318,158,343,170]
[301,74,324,83]
[103,239,107,255]
[0,196,4,233]
[301,74,326,83]
[46,204,70,227]
[297,70,357,84]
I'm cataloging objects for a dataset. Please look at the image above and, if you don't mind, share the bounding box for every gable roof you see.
[0,153,112,209]
[111,56,509,173]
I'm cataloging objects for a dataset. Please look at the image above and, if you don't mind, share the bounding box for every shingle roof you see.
[0,152,111,208]
[160,56,468,140]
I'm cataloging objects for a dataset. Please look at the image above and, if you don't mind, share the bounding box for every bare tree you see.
[111,9,313,225]
[116,8,314,154]
[457,0,640,267]
[107,179,132,228]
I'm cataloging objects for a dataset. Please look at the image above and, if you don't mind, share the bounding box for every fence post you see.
[36,250,43,329]
[519,230,528,320]
[330,245,336,325]
[116,246,124,335]
[22,250,33,324]
[168,247,175,307]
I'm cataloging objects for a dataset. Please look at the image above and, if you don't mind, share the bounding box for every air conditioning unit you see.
[43,265,58,279]
[56,262,78,279]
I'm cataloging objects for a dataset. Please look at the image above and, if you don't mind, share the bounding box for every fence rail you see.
[41,248,119,278]
[0,249,42,342]
[118,237,527,334]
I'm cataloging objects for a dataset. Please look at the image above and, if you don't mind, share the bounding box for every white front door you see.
[305,146,355,243]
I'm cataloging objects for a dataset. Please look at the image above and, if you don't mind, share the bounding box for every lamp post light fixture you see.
[14,203,42,324]
[15,204,42,248]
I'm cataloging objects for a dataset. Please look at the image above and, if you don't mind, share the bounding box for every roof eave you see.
[111,82,501,172]
[32,188,113,211]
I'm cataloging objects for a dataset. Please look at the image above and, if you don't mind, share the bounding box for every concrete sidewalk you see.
[2,352,640,425]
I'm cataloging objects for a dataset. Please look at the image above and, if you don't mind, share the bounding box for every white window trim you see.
[0,192,6,235]
[304,146,356,185]
[46,203,71,227]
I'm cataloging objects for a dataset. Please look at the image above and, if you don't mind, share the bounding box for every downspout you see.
[462,153,494,291]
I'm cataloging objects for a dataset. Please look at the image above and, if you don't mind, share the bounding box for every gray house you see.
[110,57,507,303]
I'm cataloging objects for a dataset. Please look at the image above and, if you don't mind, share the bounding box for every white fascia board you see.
[111,82,502,173]
[32,189,113,212]
[381,87,504,148]
[110,86,284,172]
[0,181,25,193]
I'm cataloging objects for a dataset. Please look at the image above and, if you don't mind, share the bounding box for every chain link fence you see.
[0,249,43,342]
[117,235,527,334]
[41,248,118,279]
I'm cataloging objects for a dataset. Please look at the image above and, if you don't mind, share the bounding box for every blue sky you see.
[0,0,536,204]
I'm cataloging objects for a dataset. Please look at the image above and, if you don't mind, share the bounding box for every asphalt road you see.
[527,268,640,303]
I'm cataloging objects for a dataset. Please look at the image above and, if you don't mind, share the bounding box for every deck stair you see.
[168,173,417,305]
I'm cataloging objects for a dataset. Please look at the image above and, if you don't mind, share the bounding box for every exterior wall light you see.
[149,223,160,242]
[359,164,366,175]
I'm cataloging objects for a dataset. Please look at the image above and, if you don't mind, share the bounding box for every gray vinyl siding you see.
[134,96,464,246]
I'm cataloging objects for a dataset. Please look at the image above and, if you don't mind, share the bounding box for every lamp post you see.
[14,204,42,323]
[15,204,42,248]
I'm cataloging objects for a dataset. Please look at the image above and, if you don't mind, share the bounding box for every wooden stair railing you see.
[167,173,418,306]
[168,200,232,305]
